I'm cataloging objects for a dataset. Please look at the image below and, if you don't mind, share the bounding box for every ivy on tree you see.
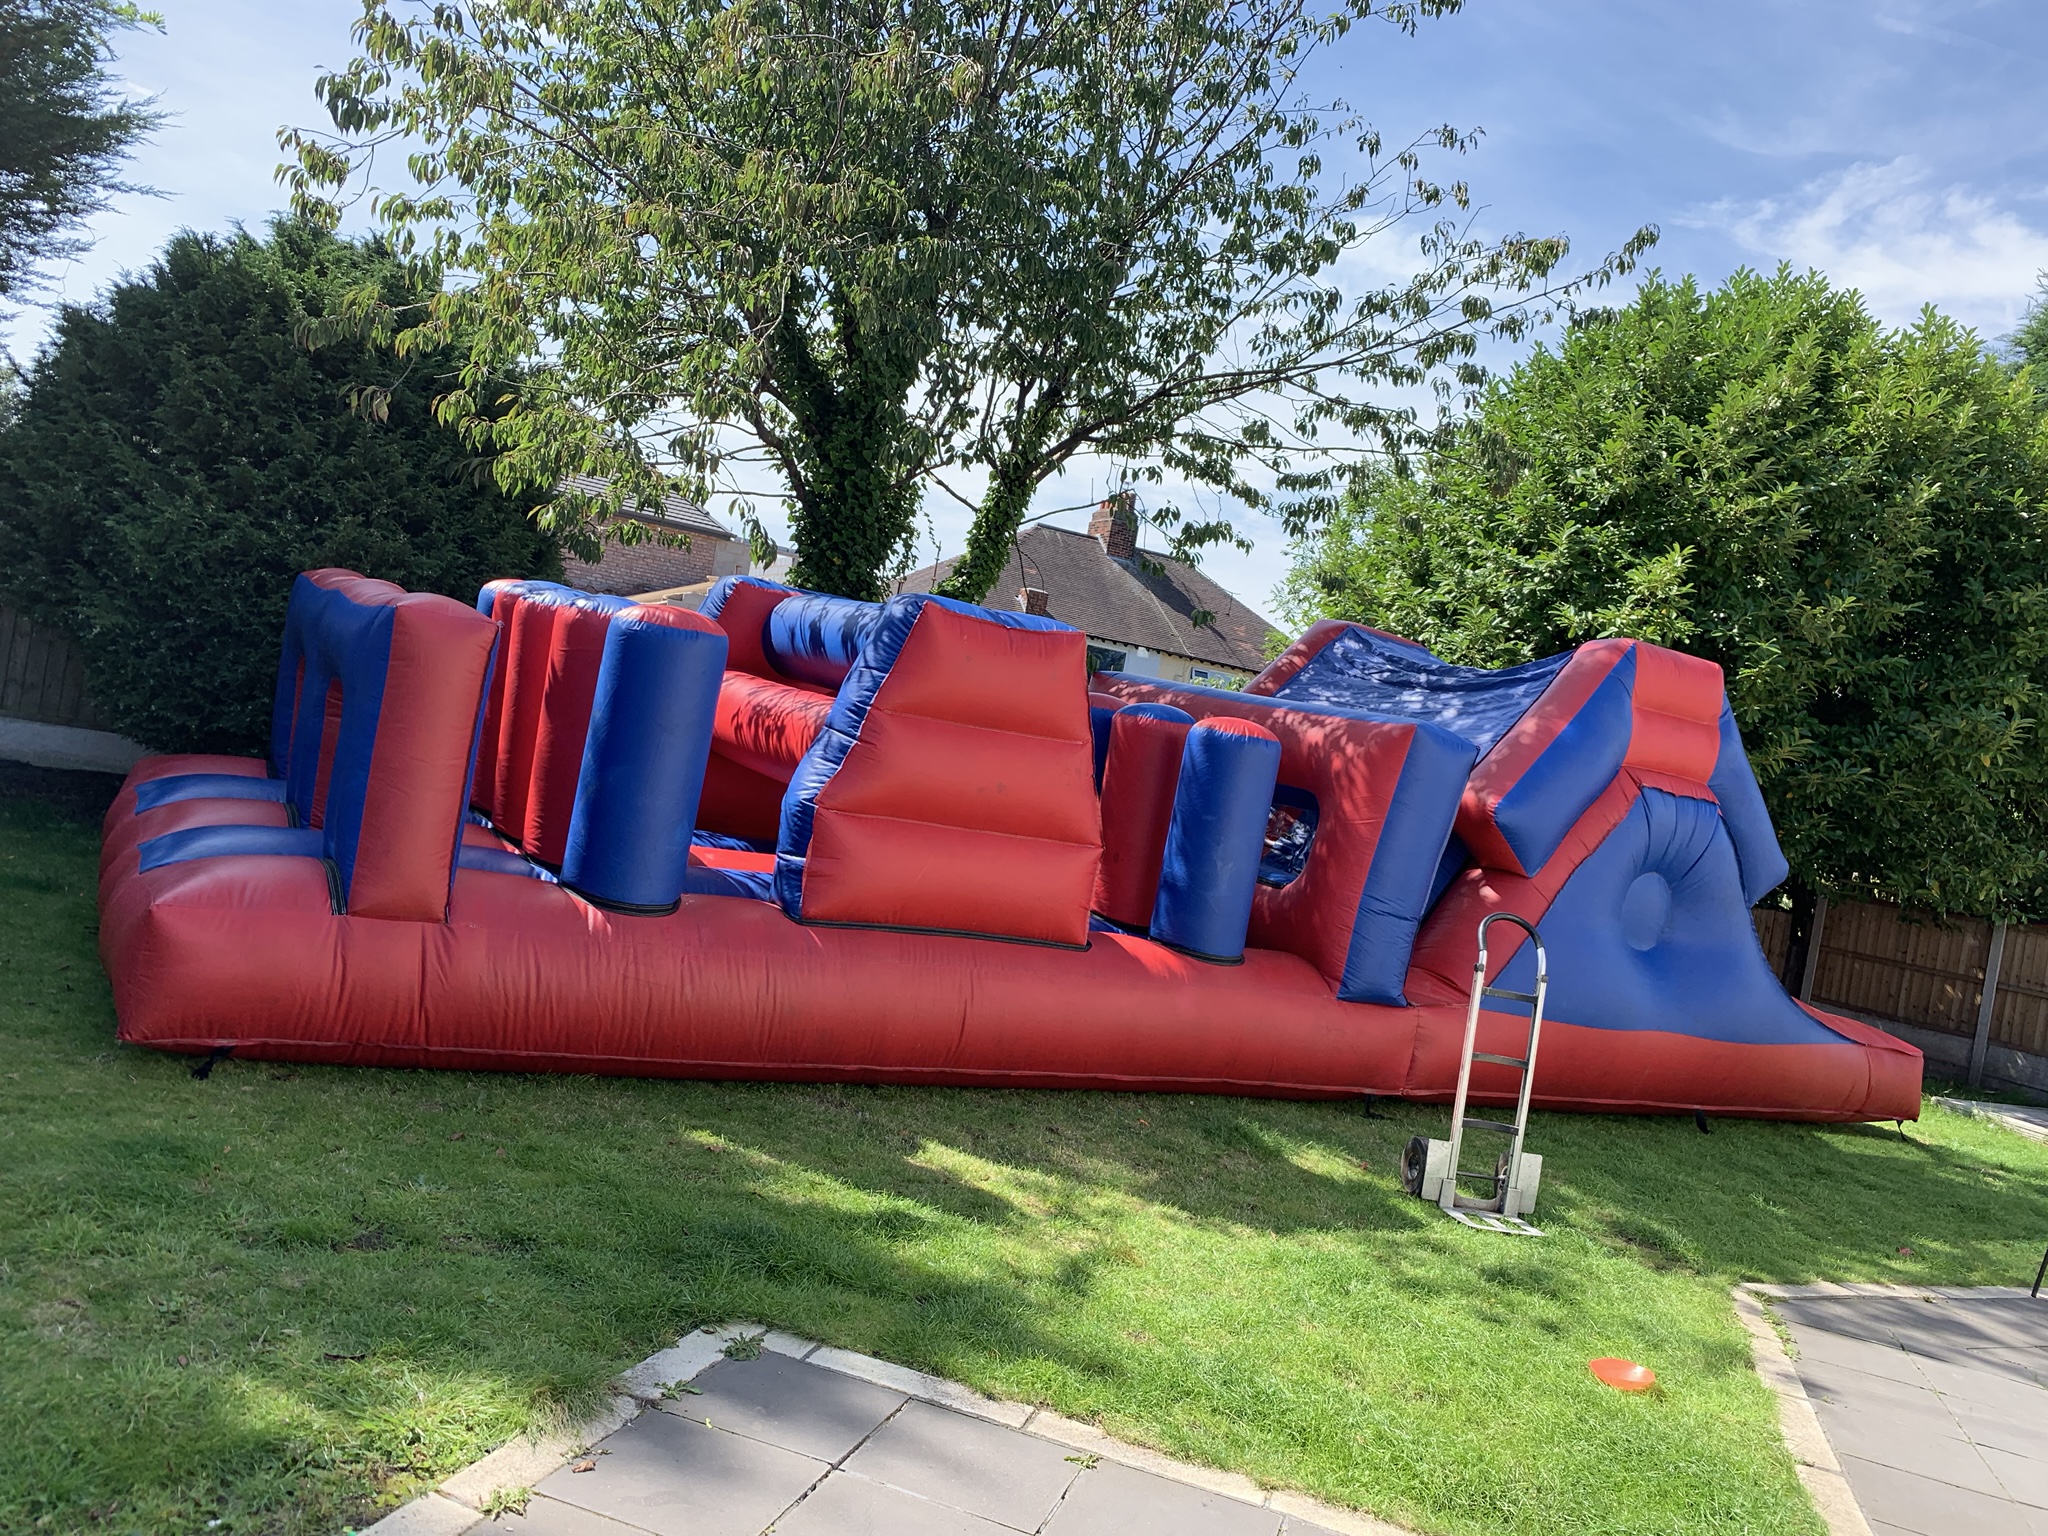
[0,0,160,312]
[0,220,560,754]
[284,0,1650,601]
[1281,267,2048,919]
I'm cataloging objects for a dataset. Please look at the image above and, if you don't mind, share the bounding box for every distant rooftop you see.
[557,472,734,541]
[897,516,1281,675]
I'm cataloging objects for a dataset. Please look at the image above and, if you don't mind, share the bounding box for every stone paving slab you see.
[363,1324,1402,1536]
[1762,1287,2048,1536]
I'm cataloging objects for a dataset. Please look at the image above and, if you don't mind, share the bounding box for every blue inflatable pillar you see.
[559,606,729,912]
[1151,717,1282,962]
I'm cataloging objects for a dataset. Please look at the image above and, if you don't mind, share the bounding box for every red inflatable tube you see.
[96,847,1915,1120]
[493,594,563,840]
[708,579,795,679]
[713,671,833,782]
[525,600,614,865]
[1093,704,1193,930]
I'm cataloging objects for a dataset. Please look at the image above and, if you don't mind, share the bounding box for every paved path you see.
[485,1350,1347,1535]
[370,1327,1394,1536]
[1779,1290,2048,1535]
[1935,1097,2048,1145]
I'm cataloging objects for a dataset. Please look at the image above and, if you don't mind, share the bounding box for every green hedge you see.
[1282,267,2048,918]
[0,220,559,755]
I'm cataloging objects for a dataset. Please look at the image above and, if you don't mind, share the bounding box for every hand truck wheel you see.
[1400,1135,1430,1197]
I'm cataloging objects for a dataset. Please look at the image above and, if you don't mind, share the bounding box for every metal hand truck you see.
[1400,913,1549,1236]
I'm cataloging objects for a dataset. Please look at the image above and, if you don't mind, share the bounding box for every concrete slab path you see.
[1773,1289,2048,1535]
[362,1326,1409,1536]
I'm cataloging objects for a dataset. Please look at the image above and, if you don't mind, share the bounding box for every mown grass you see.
[2,766,2044,1536]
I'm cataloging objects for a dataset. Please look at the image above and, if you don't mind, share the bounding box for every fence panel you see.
[0,606,103,730]
[1992,923,2048,1057]
[1752,905,1791,979]
[1809,900,1987,1038]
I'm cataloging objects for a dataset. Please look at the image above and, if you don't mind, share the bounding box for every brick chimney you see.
[1090,492,1138,561]
[1019,587,1051,616]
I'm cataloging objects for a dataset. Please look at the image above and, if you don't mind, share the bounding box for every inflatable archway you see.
[97,570,1921,1120]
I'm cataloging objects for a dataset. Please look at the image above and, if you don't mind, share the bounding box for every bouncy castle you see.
[97,568,1921,1121]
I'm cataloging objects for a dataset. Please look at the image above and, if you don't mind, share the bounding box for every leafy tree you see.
[284,0,1649,601]
[0,0,161,310]
[1281,267,2048,918]
[2008,272,2048,377]
[0,220,560,754]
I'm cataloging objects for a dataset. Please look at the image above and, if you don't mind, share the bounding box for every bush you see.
[1281,267,2048,918]
[0,220,559,754]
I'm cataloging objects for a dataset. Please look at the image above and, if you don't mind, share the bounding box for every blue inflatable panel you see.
[279,581,396,901]
[1424,834,1469,913]
[1489,649,1636,875]
[1273,625,1571,755]
[1709,702,1790,906]
[1152,720,1283,962]
[763,592,881,689]
[1088,699,1117,790]
[134,774,287,812]
[139,824,323,872]
[1338,719,1478,1005]
[1493,787,1839,1045]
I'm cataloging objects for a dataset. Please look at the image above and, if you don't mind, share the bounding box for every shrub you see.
[0,220,559,753]
[1281,267,2048,917]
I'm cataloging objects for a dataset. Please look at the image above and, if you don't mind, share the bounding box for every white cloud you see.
[1697,156,2048,333]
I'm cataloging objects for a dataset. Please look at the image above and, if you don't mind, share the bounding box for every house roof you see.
[897,523,1282,673]
[557,472,735,541]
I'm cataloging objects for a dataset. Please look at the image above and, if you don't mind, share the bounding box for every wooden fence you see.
[1757,896,2048,1085]
[0,605,103,730]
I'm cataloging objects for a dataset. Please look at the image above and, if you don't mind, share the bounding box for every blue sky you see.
[8,0,2046,616]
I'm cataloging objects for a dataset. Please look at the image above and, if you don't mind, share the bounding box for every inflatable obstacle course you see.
[97,570,1921,1121]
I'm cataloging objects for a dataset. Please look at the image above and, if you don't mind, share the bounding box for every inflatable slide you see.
[97,570,1921,1120]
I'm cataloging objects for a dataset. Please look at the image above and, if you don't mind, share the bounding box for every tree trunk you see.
[774,291,925,602]
[935,451,1045,603]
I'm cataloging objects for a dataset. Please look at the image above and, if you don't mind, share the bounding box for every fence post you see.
[1967,920,2009,1089]
[1798,895,1829,1002]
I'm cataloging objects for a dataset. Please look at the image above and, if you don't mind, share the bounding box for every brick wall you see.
[562,525,751,597]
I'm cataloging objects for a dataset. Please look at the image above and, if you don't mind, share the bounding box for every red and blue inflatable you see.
[97,569,1921,1121]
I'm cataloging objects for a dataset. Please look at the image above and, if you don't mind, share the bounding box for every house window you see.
[1087,644,1129,675]
[1189,667,1243,690]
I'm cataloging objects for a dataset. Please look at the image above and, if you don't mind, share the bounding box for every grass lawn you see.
[4,767,2045,1536]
